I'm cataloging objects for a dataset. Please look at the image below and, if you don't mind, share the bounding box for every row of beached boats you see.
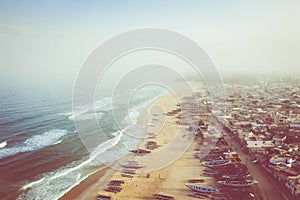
[96,160,144,199]
[148,131,257,199]
[184,172,256,199]
[104,180,125,194]
[200,149,257,187]
[120,160,144,177]
[203,159,230,168]
[96,123,256,199]
[217,179,256,187]
[184,147,257,199]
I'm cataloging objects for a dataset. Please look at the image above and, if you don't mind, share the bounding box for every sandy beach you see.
[59,93,214,200]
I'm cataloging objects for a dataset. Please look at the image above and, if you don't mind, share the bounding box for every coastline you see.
[59,92,208,200]
[58,167,109,200]
[59,93,173,200]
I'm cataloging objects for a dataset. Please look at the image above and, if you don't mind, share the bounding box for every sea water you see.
[0,85,166,200]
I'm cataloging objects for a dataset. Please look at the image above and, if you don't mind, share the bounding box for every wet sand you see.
[59,167,110,200]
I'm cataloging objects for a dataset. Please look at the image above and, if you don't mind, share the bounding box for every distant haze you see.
[0,1,299,88]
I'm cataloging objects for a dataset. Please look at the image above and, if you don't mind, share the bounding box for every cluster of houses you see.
[209,78,300,197]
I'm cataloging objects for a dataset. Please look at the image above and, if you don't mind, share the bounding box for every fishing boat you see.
[187,179,205,183]
[122,168,136,174]
[185,184,219,193]
[121,173,134,178]
[187,193,207,199]
[222,172,250,179]
[96,194,111,200]
[203,159,230,168]
[108,180,124,185]
[120,163,144,169]
[104,185,122,193]
[152,193,174,199]
[203,169,219,176]
[129,149,151,154]
[217,179,257,187]
[211,194,228,200]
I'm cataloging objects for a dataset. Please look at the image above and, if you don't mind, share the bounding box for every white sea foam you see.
[95,98,111,109]
[17,128,125,200]
[0,129,68,159]
[58,111,73,116]
[50,128,124,180]
[68,108,88,120]
[128,110,140,124]
[54,140,63,145]
[0,140,7,148]
[21,178,45,190]
[74,112,104,121]
[61,98,110,121]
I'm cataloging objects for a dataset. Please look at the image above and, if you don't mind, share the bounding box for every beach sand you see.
[60,93,214,200]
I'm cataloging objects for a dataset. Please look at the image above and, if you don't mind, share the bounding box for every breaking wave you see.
[18,129,125,200]
[0,129,68,159]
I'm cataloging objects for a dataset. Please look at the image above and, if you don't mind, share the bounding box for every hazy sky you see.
[0,0,299,88]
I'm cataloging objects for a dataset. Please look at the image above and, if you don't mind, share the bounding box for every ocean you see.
[0,85,166,200]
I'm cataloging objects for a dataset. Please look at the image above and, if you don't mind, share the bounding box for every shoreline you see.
[58,167,109,200]
[59,92,212,200]
[59,93,173,200]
